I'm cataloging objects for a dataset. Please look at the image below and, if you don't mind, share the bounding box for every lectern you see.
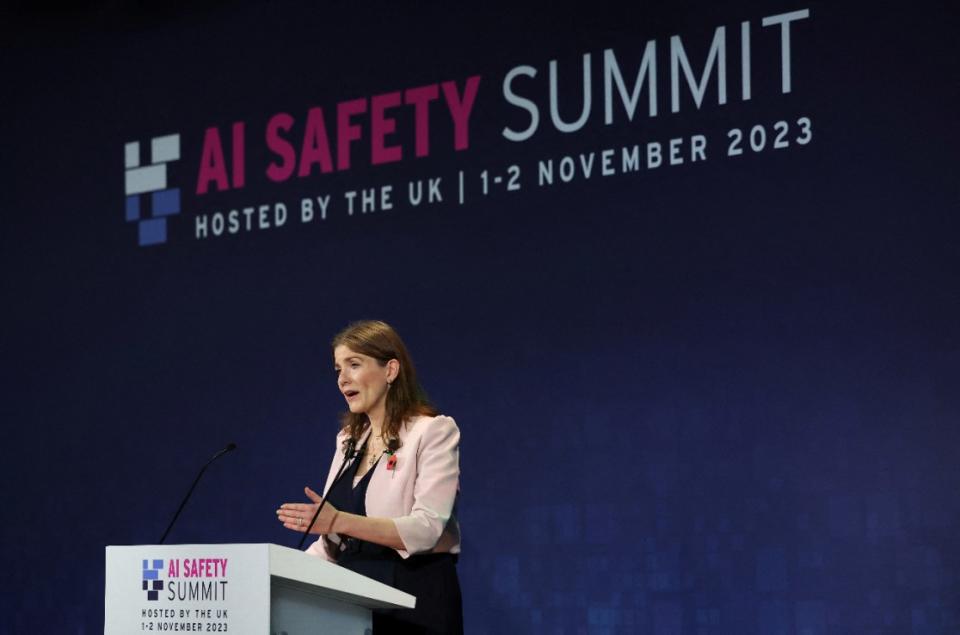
[105,543,415,634]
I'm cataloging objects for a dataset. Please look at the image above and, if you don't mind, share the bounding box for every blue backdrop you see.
[2,1,958,633]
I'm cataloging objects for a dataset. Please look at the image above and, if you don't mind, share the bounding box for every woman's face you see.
[334,344,394,417]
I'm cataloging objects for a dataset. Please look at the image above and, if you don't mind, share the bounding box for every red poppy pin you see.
[386,453,398,471]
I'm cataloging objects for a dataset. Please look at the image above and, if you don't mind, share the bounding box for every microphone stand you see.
[159,443,237,544]
[297,438,362,549]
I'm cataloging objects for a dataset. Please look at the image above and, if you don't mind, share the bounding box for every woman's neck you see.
[366,412,384,438]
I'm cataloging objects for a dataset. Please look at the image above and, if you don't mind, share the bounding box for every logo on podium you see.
[142,558,165,600]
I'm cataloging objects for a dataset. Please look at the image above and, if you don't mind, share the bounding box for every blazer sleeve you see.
[304,536,337,562]
[392,415,461,554]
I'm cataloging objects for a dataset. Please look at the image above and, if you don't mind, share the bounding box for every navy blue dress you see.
[325,450,463,634]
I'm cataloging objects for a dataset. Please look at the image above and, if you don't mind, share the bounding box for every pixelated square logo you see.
[124,135,181,246]
[142,558,165,600]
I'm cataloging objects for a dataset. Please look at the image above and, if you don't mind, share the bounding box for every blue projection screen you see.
[2,1,958,633]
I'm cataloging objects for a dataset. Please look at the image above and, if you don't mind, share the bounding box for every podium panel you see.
[271,579,369,634]
[105,544,414,635]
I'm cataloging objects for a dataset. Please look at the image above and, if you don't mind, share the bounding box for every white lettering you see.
[692,134,707,161]
[549,53,592,133]
[622,146,640,172]
[315,195,329,220]
[670,26,727,112]
[408,180,423,206]
[601,149,615,176]
[195,214,208,239]
[604,43,657,123]
[381,185,393,210]
[301,198,314,222]
[274,202,288,226]
[361,188,376,213]
[669,137,683,165]
[741,21,752,101]
[502,65,539,141]
[344,190,357,215]
[762,9,810,93]
[647,142,662,169]
[428,178,442,202]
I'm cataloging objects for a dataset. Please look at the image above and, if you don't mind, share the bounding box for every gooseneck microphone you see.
[159,442,237,544]
[297,437,361,550]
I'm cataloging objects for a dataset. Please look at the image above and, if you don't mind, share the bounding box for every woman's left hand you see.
[276,486,339,534]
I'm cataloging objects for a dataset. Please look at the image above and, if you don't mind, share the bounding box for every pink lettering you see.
[441,75,481,151]
[336,98,367,171]
[231,122,245,188]
[265,113,296,182]
[371,91,403,165]
[404,84,439,158]
[298,107,334,177]
[196,127,229,194]
[258,75,480,179]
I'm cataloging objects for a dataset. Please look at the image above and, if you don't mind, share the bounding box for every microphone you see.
[297,437,361,549]
[159,443,237,544]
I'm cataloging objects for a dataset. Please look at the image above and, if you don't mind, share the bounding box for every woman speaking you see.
[277,320,463,634]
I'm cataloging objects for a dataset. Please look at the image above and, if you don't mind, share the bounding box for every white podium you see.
[105,543,415,635]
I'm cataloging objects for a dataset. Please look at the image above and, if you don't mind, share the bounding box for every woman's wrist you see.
[331,510,347,535]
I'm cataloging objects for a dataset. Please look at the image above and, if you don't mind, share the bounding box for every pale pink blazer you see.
[306,415,461,561]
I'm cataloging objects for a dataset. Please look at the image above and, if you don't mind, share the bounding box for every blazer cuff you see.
[304,536,338,562]
[392,514,445,557]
